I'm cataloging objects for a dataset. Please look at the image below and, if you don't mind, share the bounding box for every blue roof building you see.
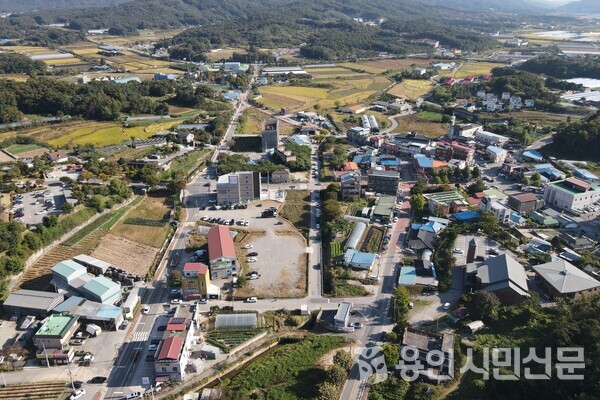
[535,164,565,181]
[398,267,417,285]
[573,167,599,182]
[452,210,481,222]
[343,249,378,270]
[82,276,121,305]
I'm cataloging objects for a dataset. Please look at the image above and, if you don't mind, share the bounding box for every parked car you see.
[148,344,158,351]
[350,322,363,329]
[247,257,257,263]
[69,389,86,400]
[248,274,259,280]
[443,302,451,311]
[198,298,207,304]
[244,244,253,249]
[453,248,464,254]
[487,249,500,255]
[126,392,142,400]
[90,376,107,384]
[247,252,258,257]
[245,297,258,303]
[73,381,83,389]
[150,339,161,345]
[170,299,182,305]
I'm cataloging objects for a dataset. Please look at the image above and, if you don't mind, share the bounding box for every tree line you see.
[546,112,600,161]
[519,55,600,79]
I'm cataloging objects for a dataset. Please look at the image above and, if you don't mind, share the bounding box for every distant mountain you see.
[0,0,128,12]
[558,0,600,13]
[415,0,546,12]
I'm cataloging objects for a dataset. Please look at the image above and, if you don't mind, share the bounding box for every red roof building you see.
[156,336,184,361]
[183,263,208,275]
[342,162,359,171]
[207,226,236,261]
[166,317,188,331]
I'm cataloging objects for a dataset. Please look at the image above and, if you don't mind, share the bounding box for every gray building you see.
[368,169,400,195]
[271,169,290,184]
[216,171,261,205]
[334,301,352,329]
[3,290,65,318]
[262,118,279,151]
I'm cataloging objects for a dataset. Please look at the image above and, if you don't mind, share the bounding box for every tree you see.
[42,215,58,227]
[323,199,342,222]
[318,383,338,400]
[461,166,471,181]
[168,178,187,193]
[393,287,411,329]
[170,270,182,287]
[381,343,400,368]
[551,235,563,252]
[472,166,481,179]
[327,365,347,387]
[333,350,354,372]
[87,194,105,212]
[410,193,425,214]
[467,179,486,194]
[81,170,93,183]
[453,166,462,181]
[62,202,75,214]
[469,290,500,323]
[531,172,542,187]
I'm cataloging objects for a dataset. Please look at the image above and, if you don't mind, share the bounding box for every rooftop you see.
[208,225,236,261]
[3,290,64,311]
[533,259,600,294]
[51,260,87,280]
[35,314,77,337]
[183,263,209,274]
[424,191,466,205]
[477,254,528,296]
[403,326,454,354]
[82,276,120,298]
[486,145,506,155]
[156,336,184,361]
[511,193,538,203]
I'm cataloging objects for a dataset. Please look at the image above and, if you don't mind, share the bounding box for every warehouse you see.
[3,290,65,318]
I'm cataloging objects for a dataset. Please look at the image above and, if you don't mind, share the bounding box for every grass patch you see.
[440,61,504,78]
[280,190,311,234]
[419,111,444,122]
[221,335,345,399]
[331,241,344,258]
[229,136,262,152]
[123,218,167,227]
[38,207,98,246]
[206,328,263,353]
[111,194,171,247]
[387,79,433,100]
[332,280,370,297]
[394,114,449,138]
[236,108,270,134]
[5,143,46,155]
[159,149,210,179]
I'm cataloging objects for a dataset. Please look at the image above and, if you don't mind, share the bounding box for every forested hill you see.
[415,0,545,12]
[519,56,600,79]
[0,0,128,12]
[546,112,600,161]
[558,0,600,14]
[28,0,464,32]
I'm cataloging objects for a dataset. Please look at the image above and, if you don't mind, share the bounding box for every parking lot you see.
[452,234,511,265]
[199,199,308,298]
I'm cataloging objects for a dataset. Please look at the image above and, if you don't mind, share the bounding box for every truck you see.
[169,252,181,268]
[86,323,102,337]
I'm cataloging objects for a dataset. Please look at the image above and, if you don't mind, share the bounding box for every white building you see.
[544,177,600,212]
[480,196,510,225]
[486,146,508,164]
[475,130,509,146]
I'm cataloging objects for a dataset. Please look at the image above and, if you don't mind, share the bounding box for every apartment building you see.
[544,177,600,212]
[216,171,261,205]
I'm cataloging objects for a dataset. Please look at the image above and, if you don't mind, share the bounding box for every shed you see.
[466,320,485,333]
[199,344,220,360]
[215,313,257,329]
[345,222,366,250]
[3,290,65,318]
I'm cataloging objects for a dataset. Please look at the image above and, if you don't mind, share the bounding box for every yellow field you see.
[44,57,83,66]
[0,45,54,55]
[440,61,504,78]
[95,29,186,47]
[386,79,433,101]
[0,74,29,82]
[258,75,391,112]
[205,48,247,61]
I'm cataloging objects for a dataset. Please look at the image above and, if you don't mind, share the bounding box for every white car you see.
[244,244,253,249]
[245,297,258,303]
[148,344,158,351]
[248,274,259,280]
[316,224,320,229]
[350,322,363,329]
[141,306,150,315]
[443,302,451,311]
[247,257,257,263]
[70,389,86,400]
[170,299,182,304]
[453,248,464,254]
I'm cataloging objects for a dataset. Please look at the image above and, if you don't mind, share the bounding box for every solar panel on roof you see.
[170,317,186,324]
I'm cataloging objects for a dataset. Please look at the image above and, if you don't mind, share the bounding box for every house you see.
[334,302,352,329]
[216,171,261,205]
[342,162,359,172]
[475,254,529,305]
[273,146,297,165]
[431,62,455,70]
[544,177,600,213]
[340,171,362,201]
[394,132,431,145]
[524,99,535,108]
[475,130,509,146]
[407,220,447,250]
[398,327,455,383]
[413,154,448,177]
[343,249,378,270]
[533,259,600,300]
[207,226,239,279]
[3,290,65,318]
[371,195,395,223]
[347,127,370,145]
[182,262,220,300]
[112,76,141,84]
[388,102,410,112]
[286,135,311,147]
[502,92,511,100]
[435,141,475,164]
[451,123,482,139]
[33,314,80,351]
[397,261,438,287]
[341,105,367,114]
[299,124,319,135]
[480,196,510,225]
[561,232,596,250]
[81,276,121,305]
[155,336,188,382]
[47,150,69,164]
[154,72,176,80]
[413,68,427,75]
[509,95,522,110]
[466,320,485,333]
[508,193,544,214]
[485,146,507,164]
[367,169,400,195]
[424,191,468,217]
[270,169,290,184]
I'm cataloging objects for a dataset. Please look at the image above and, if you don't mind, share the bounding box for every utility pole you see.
[40,340,50,368]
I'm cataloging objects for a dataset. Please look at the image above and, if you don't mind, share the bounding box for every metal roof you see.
[345,222,366,250]
[51,260,87,281]
[3,290,64,311]
[398,267,417,285]
[477,254,528,294]
[82,276,120,300]
[215,313,257,329]
[35,314,77,337]
[533,259,600,294]
[208,225,236,261]
[156,336,184,361]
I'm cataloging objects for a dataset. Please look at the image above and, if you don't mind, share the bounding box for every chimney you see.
[466,238,477,263]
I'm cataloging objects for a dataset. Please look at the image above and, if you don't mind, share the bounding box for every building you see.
[273,146,297,165]
[81,276,121,305]
[486,146,507,164]
[207,226,239,279]
[368,170,400,195]
[47,150,69,163]
[435,141,475,164]
[261,118,279,151]
[51,260,89,292]
[424,191,469,217]
[182,262,220,300]
[533,259,600,300]
[544,177,600,212]
[341,105,367,114]
[286,134,311,147]
[535,164,565,181]
[399,327,455,383]
[413,154,448,177]
[72,254,112,276]
[407,220,447,250]
[262,66,307,76]
[33,314,79,350]
[216,171,261,205]
[480,196,510,225]
[3,290,65,318]
[372,195,395,223]
[52,296,124,330]
[334,302,352,329]
[270,169,290,184]
[340,171,362,201]
[155,336,188,382]
[474,130,509,146]
[343,249,378,270]
[475,254,529,305]
[450,123,482,139]
[508,193,544,214]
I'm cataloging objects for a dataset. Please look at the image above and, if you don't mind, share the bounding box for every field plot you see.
[95,29,186,46]
[387,79,433,100]
[309,67,371,79]
[17,119,178,147]
[395,114,449,138]
[0,381,68,400]
[340,58,435,74]
[91,234,159,276]
[441,61,504,78]
[205,48,247,61]
[4,143,46,155]
[111,194,171,248]
[258,73,391,112]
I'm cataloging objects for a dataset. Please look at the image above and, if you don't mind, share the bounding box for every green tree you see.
[62,202,75,214]
[461,166,471,181]
[170,270,182,287]
[42,215,58,227]
[333,350,354,372]
[327,365,347,387]
[168,178,187,193]
[469,290,500,323]
[410,193,425,214]
[472,166,481,179]
[323,199,342,222]
[551,235,563,252]
[467,179,486,194]
[87,195,106,212]
[81,170,93,183]
[531,172,542,187]
[393,287,411,329]
[318,383,338,400]
[381,343,400,368]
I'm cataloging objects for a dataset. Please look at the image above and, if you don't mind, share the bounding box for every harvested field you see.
[394,114,449,138]
[440,61,504,78]
[205,48,247,61]
[0,381,68,400]
[111,195,171,247]
[340,58,435,74]
[91,233,159,276]
[387,79,433,100]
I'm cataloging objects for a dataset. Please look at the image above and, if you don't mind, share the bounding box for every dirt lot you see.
[91,233,159,276]
[111,194,171,248]
[200,199,308,298]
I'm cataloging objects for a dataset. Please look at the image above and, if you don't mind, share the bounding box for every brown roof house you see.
[533,259,600,300]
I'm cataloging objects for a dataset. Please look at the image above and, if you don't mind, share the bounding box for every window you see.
[173,366,178,372]
[200,282,205,290]
[161,367,166,372]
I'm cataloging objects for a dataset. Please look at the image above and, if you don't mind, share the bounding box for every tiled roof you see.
[156,336,184,361]
[183,263,208,274]
[208,225,236,261]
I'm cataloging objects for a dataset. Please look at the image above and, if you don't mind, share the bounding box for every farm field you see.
[280,190,312,233]
[440,61,505,78]
[206,328,263,352]
[236,108,272,134]
[387,79,433,100]
[257,73,391,112]
[94,29,186,46]
[4,143,46,155]
[340,58,436,74]
[205,48,247,61]
[395,114,449,138]
[508,110,582,126]
[111,194,172,248]
[0,381,68,400]
[16,119,179,147]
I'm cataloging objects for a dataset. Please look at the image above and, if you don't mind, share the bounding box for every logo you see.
[357,344,388,383]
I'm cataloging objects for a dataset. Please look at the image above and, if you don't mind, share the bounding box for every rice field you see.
[5,143,46,155]
[205,48,247,61]
[340,58,435,74]
[395,114,449,138]
[387,79,433,100]
[440,61,504,78]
